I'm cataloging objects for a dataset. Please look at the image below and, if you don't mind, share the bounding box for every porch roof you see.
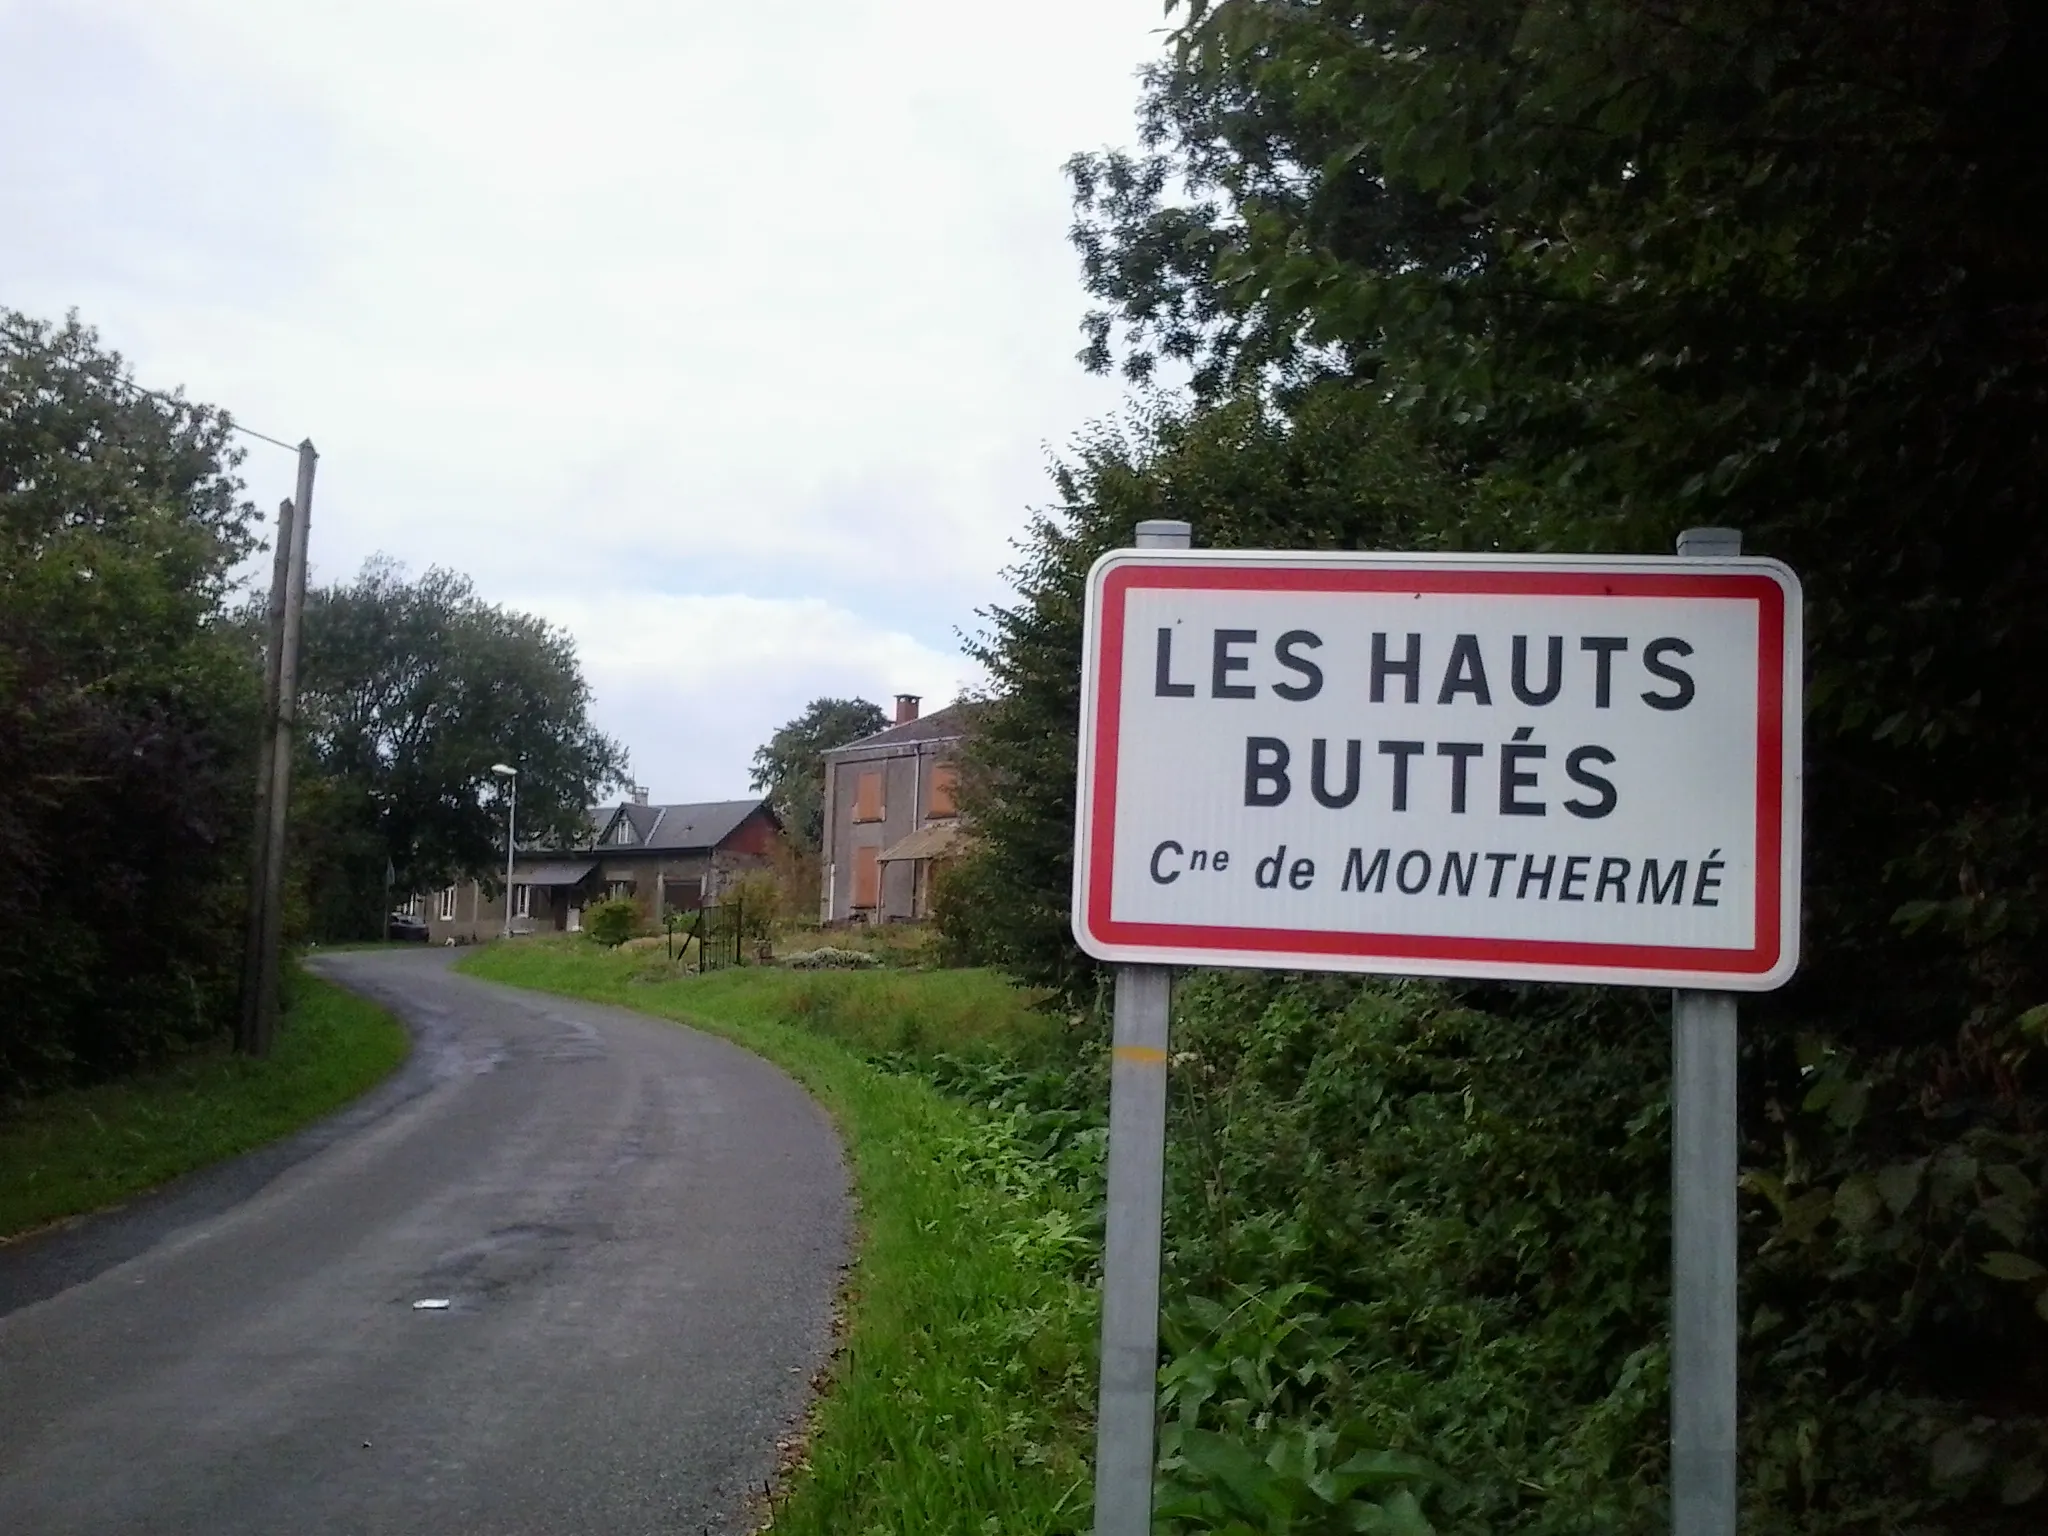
[876,821,964,863]
[515,859,598,886]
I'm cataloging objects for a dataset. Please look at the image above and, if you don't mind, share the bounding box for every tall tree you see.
[750,697,887,851]
[292,558,627,939]
[0,311,259,1092]
[1065,4,2048,1054]
[948,3,2048,1527]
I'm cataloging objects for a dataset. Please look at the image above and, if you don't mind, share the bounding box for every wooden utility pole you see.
[237,440,317,1056]
[238,493,296,1055]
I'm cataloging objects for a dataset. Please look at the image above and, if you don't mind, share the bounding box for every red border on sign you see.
[1083,564,1787,977]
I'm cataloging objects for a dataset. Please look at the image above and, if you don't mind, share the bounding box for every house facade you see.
[419,792,782,943]
[820,695,967,923]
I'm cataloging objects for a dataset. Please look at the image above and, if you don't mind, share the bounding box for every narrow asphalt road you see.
[0,949,850,1536]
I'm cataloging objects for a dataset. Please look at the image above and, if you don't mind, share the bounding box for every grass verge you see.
[0,964,410,1241]
[460,938,1100,1534]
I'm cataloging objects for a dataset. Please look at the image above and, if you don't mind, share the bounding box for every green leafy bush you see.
[583,897,638,948]
[719,870,781,942]
[1155,974,1670,1534]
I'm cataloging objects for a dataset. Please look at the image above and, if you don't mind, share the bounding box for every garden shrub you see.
[584,897,639,948]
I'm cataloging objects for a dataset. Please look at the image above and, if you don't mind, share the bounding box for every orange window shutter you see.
[852,846,880,907]
[855,771,883,822]
[927,763,958,818]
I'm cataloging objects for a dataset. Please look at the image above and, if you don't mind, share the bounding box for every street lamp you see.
[490,763,517,941]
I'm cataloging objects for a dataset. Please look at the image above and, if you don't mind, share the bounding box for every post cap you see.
[1134,519,1193,550]
[1676,526,1743,557]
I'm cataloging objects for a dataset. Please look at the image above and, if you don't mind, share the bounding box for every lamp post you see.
[491,763,517,941]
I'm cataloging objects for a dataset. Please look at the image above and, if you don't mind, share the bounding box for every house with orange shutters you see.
[819,695,968,923]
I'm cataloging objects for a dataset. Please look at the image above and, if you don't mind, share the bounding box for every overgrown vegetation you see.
[939,2,2047,1530]
[0,313,260,1097]
[0,963,408,1239]
[783,947,881,971]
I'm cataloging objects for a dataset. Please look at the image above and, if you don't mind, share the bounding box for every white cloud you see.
[524,590,977,801]
[1,0,1167,790]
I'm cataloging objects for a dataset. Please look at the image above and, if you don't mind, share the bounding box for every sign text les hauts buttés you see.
[1072,552,1802,990]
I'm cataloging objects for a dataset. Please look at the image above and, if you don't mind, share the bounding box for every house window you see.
[926,762,959,819]
[609,818,636,846]
[609,881,634,902]
[851,846,880,909]
[512,884,531,919]
[853,770,884,823]
[436,886,457,921]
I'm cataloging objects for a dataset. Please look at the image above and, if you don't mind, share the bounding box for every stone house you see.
[418,791,782,943]
[819,695,967,923]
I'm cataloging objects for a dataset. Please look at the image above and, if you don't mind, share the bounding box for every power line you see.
[0,319,304,455]
[222,419,304,453]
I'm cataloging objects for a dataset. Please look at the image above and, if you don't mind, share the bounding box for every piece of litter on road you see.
[412,1298,452,1310]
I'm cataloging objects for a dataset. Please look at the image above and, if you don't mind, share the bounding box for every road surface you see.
[0,948,850,1535]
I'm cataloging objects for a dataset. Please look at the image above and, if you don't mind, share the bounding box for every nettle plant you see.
[1155,1284,1443,1535]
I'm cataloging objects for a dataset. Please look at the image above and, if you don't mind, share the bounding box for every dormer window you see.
[609,817,636,846]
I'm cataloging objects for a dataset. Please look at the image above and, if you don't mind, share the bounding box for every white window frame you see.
[436,886,457,921]
[610,818,635,846]
[512,883,532,919]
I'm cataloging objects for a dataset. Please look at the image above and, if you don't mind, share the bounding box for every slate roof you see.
[822,702,970,757]
[587,797,773,853]
[514,859,599,885]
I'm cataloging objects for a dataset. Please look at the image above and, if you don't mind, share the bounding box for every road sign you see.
[1072,550,1802,991]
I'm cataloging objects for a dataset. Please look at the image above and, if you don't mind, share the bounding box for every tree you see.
[1064,0,2048,1062]
[749,697,887,852]
[0,311,260,1092]
[291,558,627,940]
[948,3,2048,1527]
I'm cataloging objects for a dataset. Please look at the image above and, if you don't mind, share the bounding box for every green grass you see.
[608,948,1057,1059]
[0,966,410,1241]
[461,938,1100,1534]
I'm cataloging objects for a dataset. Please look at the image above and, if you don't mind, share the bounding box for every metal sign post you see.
[1092,519,1190,1536]
[1072,524,1798,1536]
[1670,526,1743,1536]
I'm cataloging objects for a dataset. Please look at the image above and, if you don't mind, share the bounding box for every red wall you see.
[720,807,782,856]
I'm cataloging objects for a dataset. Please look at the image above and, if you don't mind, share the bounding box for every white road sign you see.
[1072,550,1802,990]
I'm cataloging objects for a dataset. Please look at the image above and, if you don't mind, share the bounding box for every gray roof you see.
[822,702,970,758]
[513,859,599,885]
[587,798,774,852]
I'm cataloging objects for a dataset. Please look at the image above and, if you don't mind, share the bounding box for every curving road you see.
[0,948,850,1536]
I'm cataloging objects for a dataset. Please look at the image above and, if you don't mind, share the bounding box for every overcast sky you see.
[1,0,1169,800]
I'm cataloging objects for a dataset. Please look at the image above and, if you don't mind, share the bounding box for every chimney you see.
[894,694,921,725]
[630,785,649,806]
